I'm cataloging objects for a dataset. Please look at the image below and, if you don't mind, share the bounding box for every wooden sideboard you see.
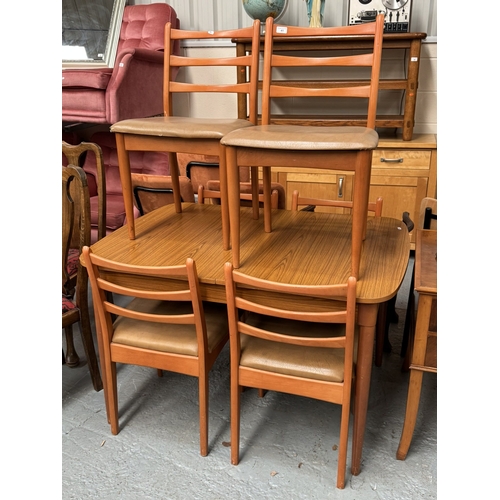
[263,133,437,248]
[235,32,427,141]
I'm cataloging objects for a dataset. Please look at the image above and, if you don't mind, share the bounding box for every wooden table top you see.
[89,203,410,306]
[414,229,437,295]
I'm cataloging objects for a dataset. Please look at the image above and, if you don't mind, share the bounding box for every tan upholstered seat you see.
[221,15,385,277]
[83,249,229,456]
[224,262,357,489]
[110,21,261,249]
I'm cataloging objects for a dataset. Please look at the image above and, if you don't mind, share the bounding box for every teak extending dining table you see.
[87,202,410,476]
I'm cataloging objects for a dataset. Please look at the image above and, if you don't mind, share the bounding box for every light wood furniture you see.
[396,229,437,460]
[222,15,385,277]
[235,32,427,141]
[270,133,437,248]
[198,185,279,210]
[62,165,102,392]
[83,249,229,457]
[110,20,262,250]
[292,191,383,217]
[85,202,410,476]
[225,263,357,488]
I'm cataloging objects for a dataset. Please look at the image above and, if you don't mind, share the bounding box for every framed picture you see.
[62,0,127,68]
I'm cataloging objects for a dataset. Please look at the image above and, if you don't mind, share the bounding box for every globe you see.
[242,0,289,23]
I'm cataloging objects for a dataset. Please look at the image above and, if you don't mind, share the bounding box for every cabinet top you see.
[377,133,436,149]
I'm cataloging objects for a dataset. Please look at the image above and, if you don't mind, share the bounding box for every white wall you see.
[131,0,437,136]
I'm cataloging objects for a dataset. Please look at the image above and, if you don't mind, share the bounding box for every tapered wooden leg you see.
[227,147,241,268]
[199,372,209,457]
[251,166,259,220]
[230,379,241,465]
[115,133,136,240]
[64,325,79,367]
[351,303,378,476]
[262,166,272,233]
[396,370,423,460]
[218,144,230,250]
[167,152,182,214]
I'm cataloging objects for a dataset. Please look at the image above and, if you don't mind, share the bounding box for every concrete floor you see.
[62,258,437,499]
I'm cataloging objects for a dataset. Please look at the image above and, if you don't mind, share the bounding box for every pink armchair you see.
[62,3,179,124]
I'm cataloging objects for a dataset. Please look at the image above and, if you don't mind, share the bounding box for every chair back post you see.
[163,20,261,120]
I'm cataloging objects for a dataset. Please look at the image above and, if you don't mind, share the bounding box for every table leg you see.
[351,303,378,476]
[115,133,136,240]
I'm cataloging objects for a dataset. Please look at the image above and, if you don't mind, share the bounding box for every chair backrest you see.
[419,197,437,230]
[62,141,106,241]
[291,191,383,217]
[198,185,279,210]
[261,14,384,128]
[62,165,90,295]
[224,262,357,365]
[83,249,209,352]
[118,3,179,54]
[131,174,195,215]
[163,21,261,120]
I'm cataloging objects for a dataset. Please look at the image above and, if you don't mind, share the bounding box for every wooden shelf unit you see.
[235,32,427,141]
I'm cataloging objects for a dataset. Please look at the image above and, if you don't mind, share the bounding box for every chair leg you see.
[199,372,209,457]
[230,380,241,465]
[76,281,103,392]
[107,361,119,435]
[336,402,350,489]
[64,325,80,367]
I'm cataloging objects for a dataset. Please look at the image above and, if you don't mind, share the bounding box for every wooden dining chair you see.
[198,185,280,210]
[224,262,357,489]
[110,20,261,250]
[131,173,195,216]
[221,14,385,277]
[62,165,103,391]
[82,248,229,457]
[62,141,106,243]
[291,191,383,216]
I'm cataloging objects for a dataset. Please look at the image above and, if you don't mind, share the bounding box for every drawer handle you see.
[338,176,344,198]
[380,157,404,163]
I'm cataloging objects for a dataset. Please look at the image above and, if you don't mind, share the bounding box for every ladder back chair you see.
[110,20,262,250]
[221,14,385,276]
[198,185,280,210]
[224,262,357,489]
[62,165,103,391]
[82,249,229,457]
[291,191,383,216]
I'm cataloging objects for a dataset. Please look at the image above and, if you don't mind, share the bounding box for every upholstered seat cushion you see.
[62,69,113,89]
[62,295,77,313]
[66,249,80,277]
[112,299,228,356]
[221,125,379,150]
[111,116,256,140]
[239,314,358,382]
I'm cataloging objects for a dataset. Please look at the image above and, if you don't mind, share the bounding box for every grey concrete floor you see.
[62,257,437,499]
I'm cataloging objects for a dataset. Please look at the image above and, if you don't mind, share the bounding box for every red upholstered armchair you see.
[62,3,179,124]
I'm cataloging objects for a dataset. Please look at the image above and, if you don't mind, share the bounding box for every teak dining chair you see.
[221,14,385,276]
[291,191,383,217]
[224,262,357,489]
[82,249,229,456]
[62,166,103,391]
[198,185,280,210]
[110,20,261,250]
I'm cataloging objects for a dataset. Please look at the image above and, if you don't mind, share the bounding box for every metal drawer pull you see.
[338,176,344,198]
[380,157,404,163]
